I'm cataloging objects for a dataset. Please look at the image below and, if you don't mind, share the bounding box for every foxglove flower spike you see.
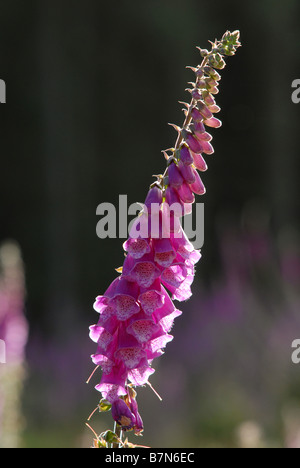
[89,30,241,445]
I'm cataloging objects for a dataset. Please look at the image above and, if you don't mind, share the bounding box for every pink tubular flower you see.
[90,191,201,432]
[89,30,241,439]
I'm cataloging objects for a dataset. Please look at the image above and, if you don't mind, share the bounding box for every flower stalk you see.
[88,30,241,448]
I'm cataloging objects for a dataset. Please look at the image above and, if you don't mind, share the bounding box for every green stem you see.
[112,423,122,449]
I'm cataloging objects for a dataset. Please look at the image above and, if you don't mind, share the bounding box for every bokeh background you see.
[1,0,300,448]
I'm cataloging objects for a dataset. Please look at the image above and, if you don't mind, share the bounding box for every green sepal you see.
[101,430,122,445]
[99,398,112,412]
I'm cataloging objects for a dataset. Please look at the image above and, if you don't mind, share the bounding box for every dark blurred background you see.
[1,0,300,448]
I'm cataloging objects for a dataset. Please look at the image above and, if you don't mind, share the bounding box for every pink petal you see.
[191,152,208,172]
[201,140,214,155]
[197,101,213,120]
[168,162,184,188]
[204,117,222,128]
[153,238,176,268]
[178,160,196,185]
[190,169,206,195]
[95,365,127,403]
[89,325,114,348]
[128,360,155,386]
[180,145,194,165]
[176,182,195,204]
[185,133,204,154]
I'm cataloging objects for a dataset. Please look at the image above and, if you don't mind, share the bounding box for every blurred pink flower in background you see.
[0,241,28,448]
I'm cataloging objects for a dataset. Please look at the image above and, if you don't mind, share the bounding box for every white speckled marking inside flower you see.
[161,265,185,288]
[116,347,145,369]
[125,238,150,259]
[139,290,164,315]
[129,320,157,343]
[92,354,114,374]
[111,295,140,321]
[132,262,160,288]
[98,328,113,349]
[154,251,176,268]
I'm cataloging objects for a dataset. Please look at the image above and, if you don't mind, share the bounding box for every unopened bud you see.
[204,117,222,129]
[191,88,202,100]
[192,152,208,172]
[196,79,207,89]
[178,160,196,184]
[190,120,205,134]
[206,77,218,88]
[195,67,204,78]
[203,66,221,81]
[197,47,209,58]
[207,84,219,95]
[190,169,206,196]
[202,90,216,106]
[200,139,214,155]
[192,123,212,141]
[197,101,213,120]
[180,145,194,165]
[182,129,204,154]
[191,106,204,122]
[168,161,184,188]
[208,53,226,70]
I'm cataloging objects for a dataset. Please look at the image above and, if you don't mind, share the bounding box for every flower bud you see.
[190,107,204,123]
[200,140,214,155]
[165,186,184,217]
[204,117,222,128]
[207,85,219,95]
[208,53,226,70]
[111,398,136,431]
[192,152,208,172]
[168,162,184,188]
[206,77,218,88]
[178,160,196,184]
[196,79,207,89]
[202,90,216,106]
[179,145,194,165]
[190,169,206,195]
[208,104,221,113]
[191,122,211,141]
[183,130,204,154]
[144,186,162,212]
[176,182,195,204]
[197,101,213,120]
[191,88,202,101]
[195,67,204,78]
[191,121,205,134]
